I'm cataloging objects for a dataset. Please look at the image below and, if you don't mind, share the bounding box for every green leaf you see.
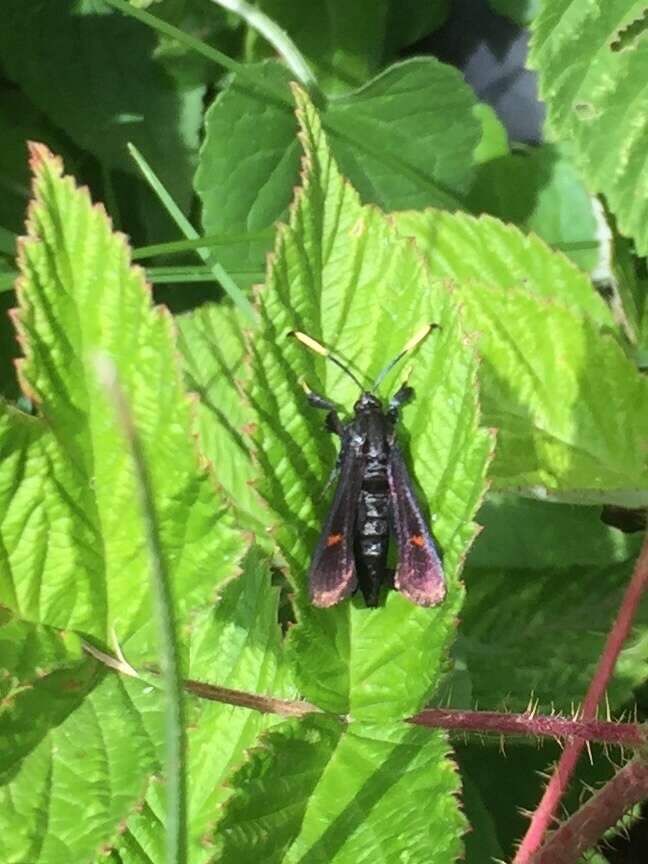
[393,208,612,327]
[108,550,293,864]
[0,618,87,779]
[392,209,648,501]
[459,494,645,715]
[471,102,510,164]
[195,61,301,292]
[636,273,648,368]
[249,0,450,94]
[127,140,256,319]
[0,292,20,402]
[214,716,464,864]
[1,145,245,651]
[461,557,648,712]
[250,0,386,93]
[458,282,648,499]
[0,85,82,403]
[250,86,493,720]
[0,89,73,235]
[176,303,271,541]
[529,1,648,256]
[457,741,556,859]
[461,771,504,864]
[467,143,600,273]
[470,493,642,570]
[0,0,203,209]
[0,551,289,864]
[488,0,540,26]
[0,670,163,864]
[216,0,321,101]
[0,616,83,684]
[0,228,16,258]
[326,58,480,209]
[459,738,619,860]
[384,0,450,54]
[196,57,481,289]
[608,231,643,348]
[154,2,243,89]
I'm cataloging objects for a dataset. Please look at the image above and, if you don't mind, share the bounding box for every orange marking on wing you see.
[410,534,425,547]
[326,533,343,547]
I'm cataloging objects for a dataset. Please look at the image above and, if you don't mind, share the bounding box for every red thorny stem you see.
[514,531,648,863]
[528,758,648,864]
[83,641,646,748]
[408,709,645,747]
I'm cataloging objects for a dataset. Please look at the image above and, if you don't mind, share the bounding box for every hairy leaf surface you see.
[196,58,481,289]
[393,209,648,502]
[1,145,245,651]
[214,717,464,864]
[529,0,648,255]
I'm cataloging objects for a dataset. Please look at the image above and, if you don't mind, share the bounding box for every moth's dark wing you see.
[388,446,445,607]
[309,441,365,607]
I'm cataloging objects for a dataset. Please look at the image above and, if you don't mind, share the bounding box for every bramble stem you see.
[408,708,646,748]
[515,531,648,863]
[528,758,648,864]
[85,643,646,747]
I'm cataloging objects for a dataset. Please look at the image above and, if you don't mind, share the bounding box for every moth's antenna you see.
[289,331,365,390]
[372,323,438,392]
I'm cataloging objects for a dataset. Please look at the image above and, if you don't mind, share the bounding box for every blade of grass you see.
[103,0,289,109]
[108,0,469,212]
[133,229,274,260]
[128,143,256,322]
[553,240,601,252]
[208,0,323,107]
[95,354,187,864]
[146,267,223,284]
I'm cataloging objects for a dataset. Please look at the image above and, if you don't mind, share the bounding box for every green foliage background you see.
[0,1,646,863]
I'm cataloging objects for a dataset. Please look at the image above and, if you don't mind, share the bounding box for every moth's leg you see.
[325,410,344,437]
[388,384,414,421]
[307,391,337,412]
[305,391,344,438]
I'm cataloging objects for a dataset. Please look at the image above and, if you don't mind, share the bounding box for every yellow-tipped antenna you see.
[403,323,435,354]
[372,323,438,392]
[289,331,365,389]
[291,331,328,357]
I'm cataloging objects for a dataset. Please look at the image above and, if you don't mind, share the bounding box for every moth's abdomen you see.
[356,483,391,606]
[358,490,390,554]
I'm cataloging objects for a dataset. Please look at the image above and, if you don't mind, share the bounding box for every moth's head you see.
[354,392,381,414]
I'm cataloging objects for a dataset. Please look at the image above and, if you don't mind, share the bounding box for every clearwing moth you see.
[291,325,446,609]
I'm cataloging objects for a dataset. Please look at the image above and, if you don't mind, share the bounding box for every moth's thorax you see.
[347,391,394,456]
